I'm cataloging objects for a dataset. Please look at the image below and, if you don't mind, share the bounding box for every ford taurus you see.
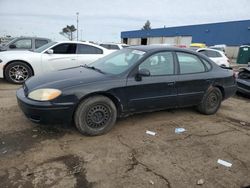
[17,46,237,135]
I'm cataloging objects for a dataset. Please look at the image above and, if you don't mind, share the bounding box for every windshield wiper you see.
[82,64,105,74]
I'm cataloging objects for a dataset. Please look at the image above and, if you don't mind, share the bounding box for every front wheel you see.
[4,62,33,84]
[74,96,117,136]
[197,87,222,115]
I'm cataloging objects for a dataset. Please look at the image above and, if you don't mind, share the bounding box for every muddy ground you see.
[0,78,250,188]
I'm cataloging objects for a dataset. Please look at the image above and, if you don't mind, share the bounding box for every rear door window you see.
[177,52,206,74]
[52,43,77,54]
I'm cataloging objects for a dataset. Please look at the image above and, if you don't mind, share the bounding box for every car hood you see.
[25,66,111,91]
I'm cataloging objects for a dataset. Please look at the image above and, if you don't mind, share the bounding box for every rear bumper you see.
[16,88,75,124]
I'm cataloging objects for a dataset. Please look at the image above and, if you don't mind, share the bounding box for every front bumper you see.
[16,87,75,124]
[0,63,4,78]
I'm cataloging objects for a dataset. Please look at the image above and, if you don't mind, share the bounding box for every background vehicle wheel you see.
[4,61,33,84]
[74,96,117,136]
[197,87,222,115]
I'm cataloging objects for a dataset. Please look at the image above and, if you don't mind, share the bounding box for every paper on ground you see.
[175,128,186,134]
[217,159,232,167]
[146,130,156,136]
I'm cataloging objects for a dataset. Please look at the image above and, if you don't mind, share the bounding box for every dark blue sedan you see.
[17,46,237,135]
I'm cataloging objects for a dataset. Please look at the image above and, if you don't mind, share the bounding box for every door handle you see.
[167,82,175,86]
[71,58,76,61]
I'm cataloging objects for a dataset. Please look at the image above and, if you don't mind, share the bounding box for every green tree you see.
[142,20,151,30]
[59,25,77,40]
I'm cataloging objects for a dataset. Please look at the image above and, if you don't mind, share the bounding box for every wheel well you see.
[3,60,34,78]
[73,92,123,117]
[214,85,225,99]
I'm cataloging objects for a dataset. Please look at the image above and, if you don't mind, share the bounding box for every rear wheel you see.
[74,96,117,136]
[4,61,33,84]
[197,87,222,115]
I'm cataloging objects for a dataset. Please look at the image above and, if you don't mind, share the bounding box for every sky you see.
[0,0,250,42]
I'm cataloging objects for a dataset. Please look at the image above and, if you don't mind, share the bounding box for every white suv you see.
[0,41,111,83]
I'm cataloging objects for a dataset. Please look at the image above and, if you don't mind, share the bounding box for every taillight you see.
[233,71,238,79]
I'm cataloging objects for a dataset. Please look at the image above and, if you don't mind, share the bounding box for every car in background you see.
[190,43,206,49]
[100,43,129,51]
[210,44,226,53]
[16,46,237,136]
[196,48,230,67]
[0,41,111,83]
[0,37,51,52]
[236,67,250,96]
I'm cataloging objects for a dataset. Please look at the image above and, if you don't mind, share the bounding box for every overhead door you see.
[148,37,163,44]
[128,38,140,45]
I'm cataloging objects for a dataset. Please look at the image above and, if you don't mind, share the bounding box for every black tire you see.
[4,61,33,84]
[197,87,222,115]
[74,96,117,136]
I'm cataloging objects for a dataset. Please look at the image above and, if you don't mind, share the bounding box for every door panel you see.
[176,52,211,107]
[176,74,210,106]
[125,51,178,112]
[41,43,78,72]
[42,54,78,72]
[126,76,177,112]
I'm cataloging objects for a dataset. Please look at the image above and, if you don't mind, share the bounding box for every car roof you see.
[128,45,196,53]
[197,48,223,53]
[55,41,108,50]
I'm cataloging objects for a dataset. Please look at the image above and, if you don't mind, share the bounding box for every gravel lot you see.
[0,78,250,188]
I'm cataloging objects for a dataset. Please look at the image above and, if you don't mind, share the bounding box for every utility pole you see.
[76,12,79,41]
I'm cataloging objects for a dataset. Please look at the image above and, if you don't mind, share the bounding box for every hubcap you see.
[9,65,29,83]
[86,104,110,129]
[207,92,218,109]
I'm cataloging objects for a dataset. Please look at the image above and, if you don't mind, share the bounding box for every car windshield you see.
[33,41,57,53]
[88,48,145,75]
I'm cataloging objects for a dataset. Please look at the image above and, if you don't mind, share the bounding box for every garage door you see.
[128,38,140,45]
[163,37,176,45]
[148,37,162,44]
[179,36,192,47]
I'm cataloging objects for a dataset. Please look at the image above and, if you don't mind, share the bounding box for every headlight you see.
[28,88,61,101]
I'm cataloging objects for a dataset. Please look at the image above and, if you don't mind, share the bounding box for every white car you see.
[196,48,230,67]
[0,41,111,83]
[99,43,129,52]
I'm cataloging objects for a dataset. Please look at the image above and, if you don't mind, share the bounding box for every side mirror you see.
[135,68,150,81]
[9,44,16,49]
[46,49,54,54]
[138,68,150,77]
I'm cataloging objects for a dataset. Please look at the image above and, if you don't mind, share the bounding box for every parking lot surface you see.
[0,78,250,188]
